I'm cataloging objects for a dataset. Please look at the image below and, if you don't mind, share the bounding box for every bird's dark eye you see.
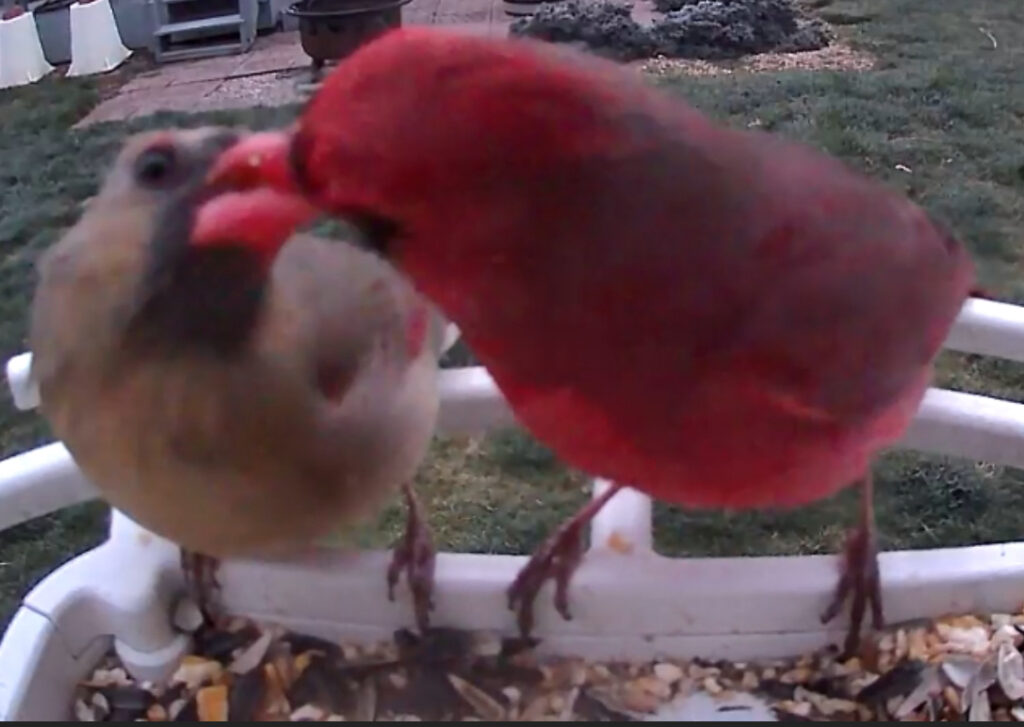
[133,145,178,187]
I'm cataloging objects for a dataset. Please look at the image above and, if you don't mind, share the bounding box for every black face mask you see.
[127,131,270,358]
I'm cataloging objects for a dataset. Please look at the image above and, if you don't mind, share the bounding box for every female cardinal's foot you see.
[387,483,436,634]
[820,476,884,659]
[507,484,623,637]
[181,550,221,622]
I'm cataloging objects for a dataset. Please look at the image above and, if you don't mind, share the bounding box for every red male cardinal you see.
[194,28,975,656]
[29,127,450,630]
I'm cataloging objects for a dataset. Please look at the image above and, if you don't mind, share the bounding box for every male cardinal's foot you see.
[820,476,884,659]
[181,550,221,622]
[507,519,585,638]
[507,484,623,637]
[310,59,325,83]
[387,483,436,633]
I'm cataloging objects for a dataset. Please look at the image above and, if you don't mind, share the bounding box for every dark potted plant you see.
[503,0,566,19]
[287,0,411,76]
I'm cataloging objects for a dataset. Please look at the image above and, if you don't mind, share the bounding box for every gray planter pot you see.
[30,0,72,64]
[111,0,153,49]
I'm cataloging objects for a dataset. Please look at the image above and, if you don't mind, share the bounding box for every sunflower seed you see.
[353,678,377,722]
[228,629,273,675]
[170,657,223,691]
[166,698,188,721]
[228,667,267,721]
[447,674,504,720]
[290,704,326,721]
[969,689,992,721]
[653,663,684,685]
[74,699,96,722]
[997,642,1024,700]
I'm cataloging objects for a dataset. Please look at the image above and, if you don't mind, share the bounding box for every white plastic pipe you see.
[436,365,517,434]
[589,479,653,554]
[0,11,54,89]
[945,297,1024,362]
[904,388,1024,468]
[0,443,96,532]
[5,353,36,412]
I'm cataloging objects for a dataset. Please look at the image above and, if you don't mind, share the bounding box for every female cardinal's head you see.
[102,128,315,356]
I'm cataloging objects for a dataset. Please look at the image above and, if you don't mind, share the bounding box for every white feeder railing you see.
[1,297,1023,719]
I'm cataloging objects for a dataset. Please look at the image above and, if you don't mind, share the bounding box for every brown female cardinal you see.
[28,127,450,631]
[195,28,974,656]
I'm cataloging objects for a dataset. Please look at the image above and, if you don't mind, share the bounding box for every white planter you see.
[66,0,131,77]
[1,298,1023,720]
[0,11,55,89]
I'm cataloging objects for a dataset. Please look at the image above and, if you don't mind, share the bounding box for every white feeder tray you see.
[65,0,131,77]
[0,11,55,89]
[1,299,1024,720]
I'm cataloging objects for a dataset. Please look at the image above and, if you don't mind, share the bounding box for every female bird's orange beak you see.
[192,131,318,265]
[192,188,318,264]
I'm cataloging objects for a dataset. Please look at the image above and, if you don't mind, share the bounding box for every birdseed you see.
[71,609,1024,721]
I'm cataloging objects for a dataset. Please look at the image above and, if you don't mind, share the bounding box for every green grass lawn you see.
[0,0,1021,627]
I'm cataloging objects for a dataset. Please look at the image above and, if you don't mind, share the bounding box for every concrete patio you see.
[75,0,512,127]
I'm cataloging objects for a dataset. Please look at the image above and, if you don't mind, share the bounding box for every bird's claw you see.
[821,523,884,660]
[507,520,585,638]
[387,484,436,634]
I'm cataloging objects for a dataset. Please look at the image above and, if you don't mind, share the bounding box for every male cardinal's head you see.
[103,128,315,356]
[194,28,630,270]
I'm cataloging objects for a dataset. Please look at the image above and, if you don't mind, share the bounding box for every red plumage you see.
[199,27,976,654]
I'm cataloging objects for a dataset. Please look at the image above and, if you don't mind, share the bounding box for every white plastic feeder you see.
[0,11,55,89]
[65,0,131,77]
[1,300,1024,720]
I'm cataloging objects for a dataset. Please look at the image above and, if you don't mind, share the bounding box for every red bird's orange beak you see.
[192,131,318,265]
